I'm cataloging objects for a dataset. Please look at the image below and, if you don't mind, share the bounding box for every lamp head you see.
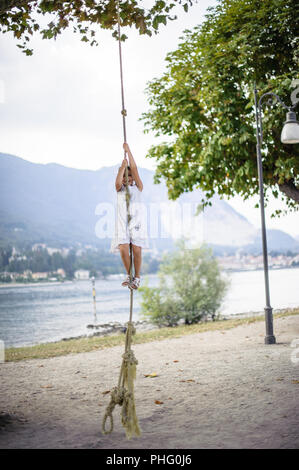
[281,110,299,144]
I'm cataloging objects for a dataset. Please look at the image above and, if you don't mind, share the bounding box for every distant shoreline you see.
[1,265,298,288]
[0,275,124,288]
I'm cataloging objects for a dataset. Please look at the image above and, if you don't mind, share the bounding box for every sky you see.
[0,0,298,238]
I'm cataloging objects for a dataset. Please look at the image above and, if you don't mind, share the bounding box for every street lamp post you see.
[254,85,299,345]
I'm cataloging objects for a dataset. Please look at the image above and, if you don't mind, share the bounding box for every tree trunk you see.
[278,179,299,203]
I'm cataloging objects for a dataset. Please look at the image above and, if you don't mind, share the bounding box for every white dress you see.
[110,183,149,253]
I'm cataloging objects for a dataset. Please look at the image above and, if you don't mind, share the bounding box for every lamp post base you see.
[264,306,276,344]
[264,335,276,345]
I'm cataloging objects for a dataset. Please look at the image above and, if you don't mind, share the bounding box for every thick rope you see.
[102,323,141,439]
[102,0,140,439]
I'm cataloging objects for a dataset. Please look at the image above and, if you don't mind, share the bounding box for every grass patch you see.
[5,309,299,362]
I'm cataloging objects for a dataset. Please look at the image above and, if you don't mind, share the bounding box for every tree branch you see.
[0,1,35,15]
[278,179,299,203]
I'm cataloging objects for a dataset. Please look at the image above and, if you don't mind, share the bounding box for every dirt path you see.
[0,315,299,449]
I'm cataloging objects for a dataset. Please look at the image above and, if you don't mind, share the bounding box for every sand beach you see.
[0,314,299,449]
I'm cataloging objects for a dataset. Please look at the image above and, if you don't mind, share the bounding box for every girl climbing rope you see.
[111,142,148,289]
[102,0,144,439]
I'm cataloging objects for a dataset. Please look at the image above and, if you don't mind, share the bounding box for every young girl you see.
[111,142,148,289]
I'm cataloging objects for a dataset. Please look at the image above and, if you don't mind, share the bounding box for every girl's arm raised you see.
[115,158,127,191]
[123,143,143,191]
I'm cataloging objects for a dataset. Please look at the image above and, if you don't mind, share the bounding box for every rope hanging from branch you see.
[102,0,141,440]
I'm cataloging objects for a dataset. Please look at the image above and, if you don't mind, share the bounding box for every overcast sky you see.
[0,0,298,238]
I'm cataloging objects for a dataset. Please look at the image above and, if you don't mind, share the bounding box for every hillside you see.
[0,152,298,254]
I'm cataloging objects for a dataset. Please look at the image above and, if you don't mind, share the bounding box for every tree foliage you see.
[0,0,194,55]
[140,241,229,327]
[142,0,299,216]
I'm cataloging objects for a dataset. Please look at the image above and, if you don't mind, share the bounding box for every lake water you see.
[0,268,298,348]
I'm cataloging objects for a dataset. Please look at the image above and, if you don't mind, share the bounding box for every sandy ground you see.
[0,315,299,449]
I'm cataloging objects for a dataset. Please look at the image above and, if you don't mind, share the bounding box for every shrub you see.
[140,241,229,327]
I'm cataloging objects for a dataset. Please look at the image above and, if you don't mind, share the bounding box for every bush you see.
[0,274,12,283]
[140,241,229,327]
[140,279,182,327]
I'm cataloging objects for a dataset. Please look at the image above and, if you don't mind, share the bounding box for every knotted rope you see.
[102,0,140,439]
[102,322,141,439]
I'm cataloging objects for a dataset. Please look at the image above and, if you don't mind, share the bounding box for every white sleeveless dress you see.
[110,183,149,253]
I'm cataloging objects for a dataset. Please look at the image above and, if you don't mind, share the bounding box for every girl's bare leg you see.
[132,244,142,278]
[119,243,130,274]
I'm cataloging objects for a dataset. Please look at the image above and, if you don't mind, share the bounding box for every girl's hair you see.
[120,165,131,172]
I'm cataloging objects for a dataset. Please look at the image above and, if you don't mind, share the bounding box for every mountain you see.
[0,152,298,254]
